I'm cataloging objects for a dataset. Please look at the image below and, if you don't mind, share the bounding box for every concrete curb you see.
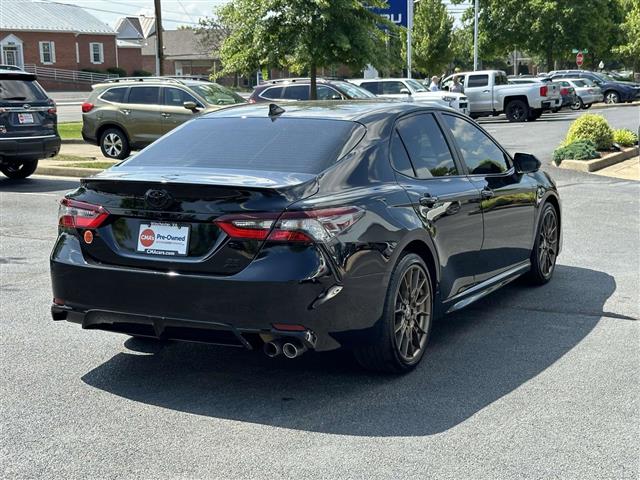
[35,165,103,178]
[559,146,639,172]
[591,101,640,110]
[60,138,86,145]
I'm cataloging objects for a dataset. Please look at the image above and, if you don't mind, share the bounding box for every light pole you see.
[473,0,479,70]
[407,0,414,78]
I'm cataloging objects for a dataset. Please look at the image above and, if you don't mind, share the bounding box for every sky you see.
[42,0,471,29]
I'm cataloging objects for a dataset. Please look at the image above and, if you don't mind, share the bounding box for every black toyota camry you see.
[50,101,561,373]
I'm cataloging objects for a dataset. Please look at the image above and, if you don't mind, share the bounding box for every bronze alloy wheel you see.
[537,207,559,278]
[394,264,430,362]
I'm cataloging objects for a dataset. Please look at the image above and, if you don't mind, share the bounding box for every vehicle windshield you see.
[405,79,428,92]
[0,79,47,102]
[335,81,376,99]
[124,117,365,174]
[190,83,246,106]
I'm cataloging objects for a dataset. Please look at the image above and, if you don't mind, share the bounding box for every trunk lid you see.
[0,75,56,139]
[72,168,318,275]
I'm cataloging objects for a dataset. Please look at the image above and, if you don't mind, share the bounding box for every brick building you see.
[0,0,118,89]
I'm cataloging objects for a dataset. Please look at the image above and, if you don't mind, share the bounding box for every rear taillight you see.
[560,87,569,96]
[58,198,109,229]
[81,102,94,113]
[539,85,548,97]
[215,207,364,243]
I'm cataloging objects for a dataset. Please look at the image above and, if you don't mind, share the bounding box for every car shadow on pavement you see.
[81,265,620,437]
[0,177,79,193]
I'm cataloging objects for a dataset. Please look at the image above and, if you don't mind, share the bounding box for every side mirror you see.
[400,88,411,95]
[513,152,541,174]
[183,101,199,112]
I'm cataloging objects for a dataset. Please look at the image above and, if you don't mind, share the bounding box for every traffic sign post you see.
[576,52,584,68]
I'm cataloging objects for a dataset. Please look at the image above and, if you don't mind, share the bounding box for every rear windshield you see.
[0,79,47,102]
[125,117,365,174]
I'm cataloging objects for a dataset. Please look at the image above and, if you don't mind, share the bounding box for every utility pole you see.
[154,0,164,76]
[473,0,479,71]
[407,0,413,78]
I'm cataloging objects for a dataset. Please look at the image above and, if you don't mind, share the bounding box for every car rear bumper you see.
[540,97,562,110]
[0,134,60,161]
[50,234,387,352]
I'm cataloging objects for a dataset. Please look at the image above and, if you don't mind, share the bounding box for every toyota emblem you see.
[144,189,173,209]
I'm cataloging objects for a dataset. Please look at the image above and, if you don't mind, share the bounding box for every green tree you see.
[213,0,396,99]
[615,0,640,71]
[451,0,625,71]
[411,0,454,76]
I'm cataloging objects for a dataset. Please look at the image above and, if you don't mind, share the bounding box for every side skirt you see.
[443,260,531,314]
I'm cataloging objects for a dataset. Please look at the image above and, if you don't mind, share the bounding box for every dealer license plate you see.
[136,222,190,256]
[18,113,34,124]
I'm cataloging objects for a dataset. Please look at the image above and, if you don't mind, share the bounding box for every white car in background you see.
[349,78,470,115]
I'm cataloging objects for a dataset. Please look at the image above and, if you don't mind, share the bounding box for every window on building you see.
[39,41,55,64]
[90,43,104,64]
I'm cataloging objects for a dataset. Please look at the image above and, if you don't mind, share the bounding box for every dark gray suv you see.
[0,68,60,179]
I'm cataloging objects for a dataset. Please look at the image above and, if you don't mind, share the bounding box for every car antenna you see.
[268,103,285,118]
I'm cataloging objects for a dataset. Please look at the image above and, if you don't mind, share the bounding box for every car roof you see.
[202,100,444,123]
[92,77,213,89]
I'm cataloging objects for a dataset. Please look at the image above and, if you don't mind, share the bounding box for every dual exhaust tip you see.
[263,339,308,359]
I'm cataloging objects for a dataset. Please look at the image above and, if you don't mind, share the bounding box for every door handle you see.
[483,89,490,93]
[161,112,171,118]
[419,194,439,207]
[480,187,495,199]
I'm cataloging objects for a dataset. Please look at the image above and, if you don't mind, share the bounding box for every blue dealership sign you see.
[371,0,408,27]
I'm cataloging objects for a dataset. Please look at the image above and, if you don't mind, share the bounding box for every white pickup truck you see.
[441,70,562,122]
[349,78,470,115]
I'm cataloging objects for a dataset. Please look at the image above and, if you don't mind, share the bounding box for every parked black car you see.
[0,68,60,178]
[249,78,376,103]
[50,101,561,373]
[549,70,640,104]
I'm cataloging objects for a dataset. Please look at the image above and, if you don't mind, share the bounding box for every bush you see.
[553,140,600,165]
[132,69,152,77]
[564,114,614,151]
[612,129,638,147]
[106,67,127,77]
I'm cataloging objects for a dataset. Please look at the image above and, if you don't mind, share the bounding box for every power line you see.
[35,0,200,25]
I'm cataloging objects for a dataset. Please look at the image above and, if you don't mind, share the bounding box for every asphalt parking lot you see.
[1,109,639,479]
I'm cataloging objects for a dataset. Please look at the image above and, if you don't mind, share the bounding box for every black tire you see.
[527,109,542,121]
[582,103,592,110]
[354,253,433,373]
[100,127,130,160]
[0,159,38,179]
[525,203,559,285]
[604,90,620,104]
[571,98,584,111]
[505,100,529,122]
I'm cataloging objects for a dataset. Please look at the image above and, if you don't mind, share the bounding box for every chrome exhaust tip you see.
[263,339,283,358]
[282,341,308,359]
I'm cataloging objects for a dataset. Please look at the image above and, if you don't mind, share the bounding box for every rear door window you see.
[282,85,310,100]
[0,79,47,102]
[396,114,458,178]
[127,86,160,105]
[467,75,489,88]
[101,87,127,103]
[359,82,380,95]
[260,86,284,99]
[124,117,365,174]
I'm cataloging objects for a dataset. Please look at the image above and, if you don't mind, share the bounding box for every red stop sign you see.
[576,52,584,67]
